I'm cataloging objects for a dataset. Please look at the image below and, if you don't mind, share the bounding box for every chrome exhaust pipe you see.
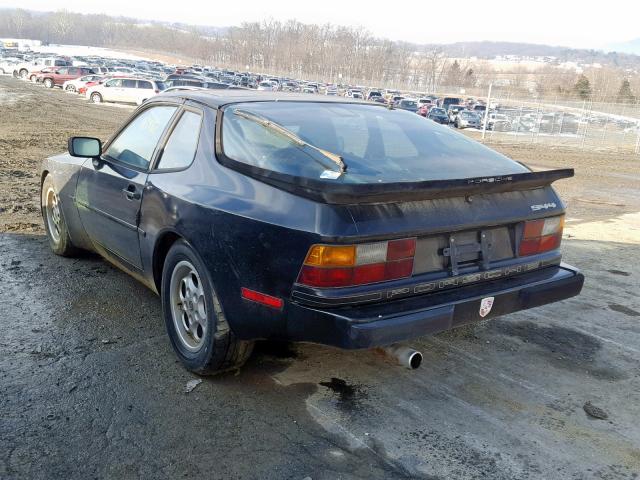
[383,344,423,369]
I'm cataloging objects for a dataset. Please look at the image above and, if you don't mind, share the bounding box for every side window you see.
[105,106,177,170]
[57,67,68,75]
[123,79,137,88]
[156,110,202,170]
[105,79,122,88]
[137,81,152,90]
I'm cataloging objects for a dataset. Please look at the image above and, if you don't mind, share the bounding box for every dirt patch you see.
[0,76,131,233]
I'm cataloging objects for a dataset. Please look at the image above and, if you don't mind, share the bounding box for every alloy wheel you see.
[45,187,61,245]
[170,260,207,351]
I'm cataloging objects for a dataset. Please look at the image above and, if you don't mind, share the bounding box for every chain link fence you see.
[460,91,640,154]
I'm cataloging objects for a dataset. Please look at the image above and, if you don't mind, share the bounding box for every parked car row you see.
[4,51,635,135]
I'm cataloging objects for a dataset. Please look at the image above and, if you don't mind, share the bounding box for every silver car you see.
[454,110,482,129]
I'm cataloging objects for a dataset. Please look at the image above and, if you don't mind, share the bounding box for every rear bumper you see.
[286,263,583,349]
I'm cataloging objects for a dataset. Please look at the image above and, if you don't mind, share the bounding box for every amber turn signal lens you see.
[304,245,356,267]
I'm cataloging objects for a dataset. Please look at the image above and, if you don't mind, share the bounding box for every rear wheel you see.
[65,84,76,93]
[19,69,28,79]
[41,175,78,256]
[162,240,254,375]
[90,92,103,103]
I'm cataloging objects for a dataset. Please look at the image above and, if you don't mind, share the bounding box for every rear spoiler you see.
[314,168,575,204]
[218,156,574,204]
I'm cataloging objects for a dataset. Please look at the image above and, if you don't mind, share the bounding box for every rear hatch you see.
[214,100,572,306]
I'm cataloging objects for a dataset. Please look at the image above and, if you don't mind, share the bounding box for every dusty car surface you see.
[40,91,583,375]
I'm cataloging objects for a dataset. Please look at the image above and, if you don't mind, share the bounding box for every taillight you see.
[298,239,416,288]
[519,216,564,256]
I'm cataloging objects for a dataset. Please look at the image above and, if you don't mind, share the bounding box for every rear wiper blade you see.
[233,109,347,175]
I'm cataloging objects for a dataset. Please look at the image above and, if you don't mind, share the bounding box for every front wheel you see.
[65,84,76,93]
[41,175,78,256]
[90,92,103,103]
[161,240,254,375]
[43,78,53,88]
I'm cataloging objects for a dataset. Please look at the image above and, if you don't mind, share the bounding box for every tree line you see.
[1,8,637,103]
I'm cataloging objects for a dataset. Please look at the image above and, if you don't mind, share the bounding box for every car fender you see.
[41,154,93,250]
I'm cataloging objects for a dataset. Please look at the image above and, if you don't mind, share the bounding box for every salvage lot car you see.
[85,76,166,105]
[40,91,583,375]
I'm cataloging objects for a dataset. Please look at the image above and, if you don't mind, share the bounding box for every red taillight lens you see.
[298,238,416,288]
[387,239,416,261]
[519,216,564,256]
[298,266,354,288]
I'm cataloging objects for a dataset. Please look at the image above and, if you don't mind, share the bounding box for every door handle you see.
[123,185,141,200]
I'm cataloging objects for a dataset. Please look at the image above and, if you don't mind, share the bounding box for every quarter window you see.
[105,106,177,169]
[156,111,202,170]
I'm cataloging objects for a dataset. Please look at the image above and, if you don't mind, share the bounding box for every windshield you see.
[221,102,528,184]
[431,108,446,115]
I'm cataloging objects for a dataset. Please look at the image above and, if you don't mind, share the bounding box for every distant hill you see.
[607,38,640,55]
[416,41,640,68]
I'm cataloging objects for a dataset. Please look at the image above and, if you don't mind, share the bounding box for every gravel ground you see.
[1,75,639,479]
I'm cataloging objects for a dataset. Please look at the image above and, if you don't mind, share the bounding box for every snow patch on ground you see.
[28,44,150,61]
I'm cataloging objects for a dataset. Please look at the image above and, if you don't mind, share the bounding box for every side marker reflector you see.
[241,287,283,309]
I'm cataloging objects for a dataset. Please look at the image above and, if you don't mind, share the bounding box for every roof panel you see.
[155,90,373,108]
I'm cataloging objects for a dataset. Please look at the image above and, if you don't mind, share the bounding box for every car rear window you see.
[221,102,528,184]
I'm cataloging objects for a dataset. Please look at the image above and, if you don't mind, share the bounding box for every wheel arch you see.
[152,230,183,293]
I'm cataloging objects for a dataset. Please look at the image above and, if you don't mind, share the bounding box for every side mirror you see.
[68,137,101,158]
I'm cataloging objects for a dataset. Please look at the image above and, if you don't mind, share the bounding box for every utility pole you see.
[482,82,493,140]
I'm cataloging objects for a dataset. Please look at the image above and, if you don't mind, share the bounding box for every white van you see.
[86,77,166,105]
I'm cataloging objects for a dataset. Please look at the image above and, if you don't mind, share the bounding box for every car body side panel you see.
[139,105,358,339]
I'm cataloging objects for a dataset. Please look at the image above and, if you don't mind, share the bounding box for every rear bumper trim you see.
[286,263,584,349]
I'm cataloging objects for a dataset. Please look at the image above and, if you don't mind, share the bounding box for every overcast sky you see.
[3,0,639,49]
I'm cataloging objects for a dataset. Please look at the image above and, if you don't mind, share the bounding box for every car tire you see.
[43,78,53,88]
[41,175,78,257]
[65,84,76,93]
[19,69,28,79]
[161,240,254,375]
[90,92,103,103]
[30,75,37,83]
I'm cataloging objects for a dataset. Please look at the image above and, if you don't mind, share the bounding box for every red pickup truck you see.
[36,66,95,89]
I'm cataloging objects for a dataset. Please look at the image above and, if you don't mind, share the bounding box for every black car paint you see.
[42,92,583,348]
